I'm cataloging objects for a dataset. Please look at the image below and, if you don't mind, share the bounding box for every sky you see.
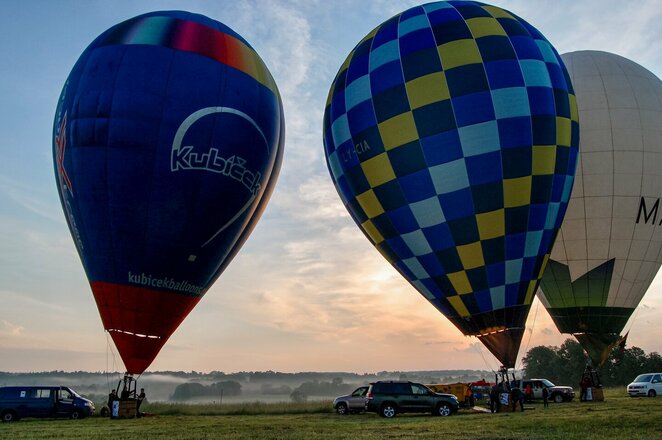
[1,0,661,375]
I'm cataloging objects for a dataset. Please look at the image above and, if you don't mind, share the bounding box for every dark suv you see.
[365,381,459,418]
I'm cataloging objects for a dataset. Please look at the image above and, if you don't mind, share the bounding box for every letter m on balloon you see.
[636,197,660,225]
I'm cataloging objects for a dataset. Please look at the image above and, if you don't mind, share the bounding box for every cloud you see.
[1,319,24,337]
[211,237,466,351]
[513,1,661,76]
[0,174,63,224]
[0,289,69,314]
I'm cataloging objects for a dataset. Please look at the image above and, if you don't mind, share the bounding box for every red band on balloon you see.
[90,281,202,374]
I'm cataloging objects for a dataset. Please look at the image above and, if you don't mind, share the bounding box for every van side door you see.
[54,387,75,417]
[652,374,662,395]
[27,388,55,418]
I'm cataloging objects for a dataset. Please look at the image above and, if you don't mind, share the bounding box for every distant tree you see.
[292,379,354,397]
[601,346,650,386]
[211,380,242,397]
[171,381,241,400]
[557,339,588,385]
[171,382,206,400]
[523,340,662,387]
[261,384,292,395]
[521,346,561,382]
[646,352,662,372]
[290,389,307,403]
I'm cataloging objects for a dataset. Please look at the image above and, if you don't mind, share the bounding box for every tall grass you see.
[142,399,333,416]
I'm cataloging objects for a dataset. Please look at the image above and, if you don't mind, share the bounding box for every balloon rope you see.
[472,337,498,374]
[518,299,540,370]
[105,332,112,393]
[105,331,122,391]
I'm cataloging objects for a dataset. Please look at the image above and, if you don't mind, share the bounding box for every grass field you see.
[1,388,660,439]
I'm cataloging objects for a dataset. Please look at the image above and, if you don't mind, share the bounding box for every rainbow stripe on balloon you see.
[98,15,278,95]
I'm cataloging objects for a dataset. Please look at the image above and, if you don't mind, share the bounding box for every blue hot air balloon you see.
[323,1,578,368]
[53,11,284,374]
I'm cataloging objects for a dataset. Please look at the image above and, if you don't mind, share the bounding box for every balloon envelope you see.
[53,11,284,374]
[323,1,578,368]
[538,50,662,366]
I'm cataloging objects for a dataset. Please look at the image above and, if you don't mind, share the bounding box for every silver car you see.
[333,386,368,415]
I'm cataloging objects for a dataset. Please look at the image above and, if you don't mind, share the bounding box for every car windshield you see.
[65,387,81,398]
[541,379,555,387]
[634,374,654,383]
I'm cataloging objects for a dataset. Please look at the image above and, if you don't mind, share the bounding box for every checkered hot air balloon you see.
[323,1,578,368]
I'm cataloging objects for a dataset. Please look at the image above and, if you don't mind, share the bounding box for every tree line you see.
[171,381,242,400]
[522,338,662,387]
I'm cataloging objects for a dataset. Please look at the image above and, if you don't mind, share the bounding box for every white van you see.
[627,373,662,397]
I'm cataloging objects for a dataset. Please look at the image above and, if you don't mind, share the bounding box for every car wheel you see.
[436,403,452,417]
[380,403,397,418]
[70,410,82,420]
[648,390,657,398]
[1,411,17,423]
[553,394,563,403]
[336,402,348,415]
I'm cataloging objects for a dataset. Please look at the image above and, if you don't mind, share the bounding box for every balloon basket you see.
[110,374,140,419]
[580,365,604,402]
[588,387,604,402]
[111,399,137,419]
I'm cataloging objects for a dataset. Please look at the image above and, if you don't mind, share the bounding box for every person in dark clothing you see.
[106,389,118,418]
[489,385,500,413]
[580,375,590,401]
[542,387,549,408]
[108,389,117,407]
[511,386,524,412]
[137,388,146,417]
[524,383,533,403]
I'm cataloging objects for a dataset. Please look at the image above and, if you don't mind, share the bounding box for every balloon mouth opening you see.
[477,327,525,369]
[108,328,162,340]
[477,326,508,337]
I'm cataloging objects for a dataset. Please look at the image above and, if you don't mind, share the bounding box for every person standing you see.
[579,375,590,401]
[489,384,499,413]
[524,383,532,403]
[511,386,524,412]
[137,388,146,417]
[107,389,117,417]
[464,386,474,408]
[542,387,549,409]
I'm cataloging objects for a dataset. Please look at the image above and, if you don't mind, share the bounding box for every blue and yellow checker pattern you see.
[323,1,579,341]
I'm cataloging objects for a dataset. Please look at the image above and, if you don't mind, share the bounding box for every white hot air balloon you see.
[538,50,662,366]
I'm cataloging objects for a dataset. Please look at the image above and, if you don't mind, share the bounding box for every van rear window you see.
[31,389,52,399]
[0,389,22,399]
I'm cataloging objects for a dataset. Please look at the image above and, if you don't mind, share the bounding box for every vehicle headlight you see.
[85,402,93,407]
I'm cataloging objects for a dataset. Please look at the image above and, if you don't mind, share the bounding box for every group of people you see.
[107,387,147,417]
[487,382,549,413]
